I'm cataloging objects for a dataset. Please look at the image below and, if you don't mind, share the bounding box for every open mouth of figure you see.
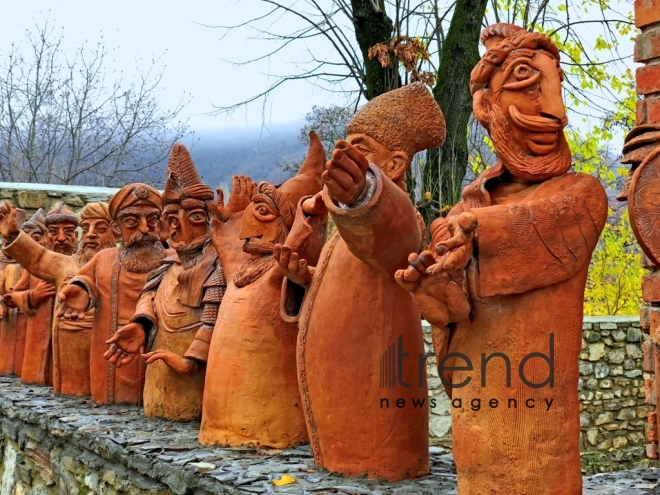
[508,105,567,156]
[83,241,98,249]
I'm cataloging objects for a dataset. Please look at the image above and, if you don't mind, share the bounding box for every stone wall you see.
[0,182,119,216]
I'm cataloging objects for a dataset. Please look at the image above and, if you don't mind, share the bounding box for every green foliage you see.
[584,210,644,316]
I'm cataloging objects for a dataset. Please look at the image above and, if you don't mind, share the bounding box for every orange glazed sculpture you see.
[276,85,445,481]
[58,184,167,405]
[0,201,118,396]
[199,132,326,449]
[395,24,608,495]
[13,204,79,385]
[104,143,236,421]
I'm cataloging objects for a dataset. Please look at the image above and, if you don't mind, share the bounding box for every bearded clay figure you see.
[0,201,118,396]
[58,184,167,405]
[275,84,445,481]
[12,203,78,385]
[103,144,250,421]
[199,132,326,449]
[0,208,29,376]
[395,24,608,494]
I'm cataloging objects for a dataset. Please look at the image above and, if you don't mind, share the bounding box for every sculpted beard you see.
[74,240,117,266]
[53,240,77,256]
[234,219,288,288]
[487,102,571,182]
[118,232,165,273]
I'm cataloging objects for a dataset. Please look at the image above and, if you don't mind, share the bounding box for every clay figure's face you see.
[114,205,161,248]
[47,222,78,255]
[345,133,410,185]
[80,218,115,252]
[239,195,283,258]
[483,51,566,156]
[166,204,208,248]
[24,227,46,246]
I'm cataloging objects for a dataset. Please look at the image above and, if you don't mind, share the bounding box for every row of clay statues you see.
[0,24,610,494]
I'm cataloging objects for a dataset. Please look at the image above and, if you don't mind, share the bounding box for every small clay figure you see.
[58,184,167,405]
[199,132,326,448]
[276,85,446,481]
[395,24,608,494]
[0,201,118,396]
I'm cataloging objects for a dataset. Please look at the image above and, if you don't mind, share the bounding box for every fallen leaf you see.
[272,474,296,486]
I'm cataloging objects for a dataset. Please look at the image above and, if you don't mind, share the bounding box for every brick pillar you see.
[635,0,660,460]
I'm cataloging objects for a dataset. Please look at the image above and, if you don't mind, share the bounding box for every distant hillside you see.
[187,123,307,193]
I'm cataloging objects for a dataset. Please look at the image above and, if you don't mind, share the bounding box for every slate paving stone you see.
[0,376,656,494]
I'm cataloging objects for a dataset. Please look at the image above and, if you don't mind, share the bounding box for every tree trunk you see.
[350,0,399,99]
[420,0,487,225]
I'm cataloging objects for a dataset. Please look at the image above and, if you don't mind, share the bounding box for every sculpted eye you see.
[257,206,268,215]
[503,63,541,91]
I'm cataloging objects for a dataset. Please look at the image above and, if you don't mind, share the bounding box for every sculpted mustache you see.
[124,232,160,247]
[508,105,567,133]
[243,238,275,255]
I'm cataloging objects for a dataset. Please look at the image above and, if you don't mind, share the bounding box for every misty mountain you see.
[186,122,307,193]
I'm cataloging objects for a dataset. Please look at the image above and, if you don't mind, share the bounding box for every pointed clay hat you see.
[44,202,78,227]
[21,208,45,232]
[278,130,326,208]
[162,142,214,206]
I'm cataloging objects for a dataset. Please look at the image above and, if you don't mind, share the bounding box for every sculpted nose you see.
[138,217,149,233]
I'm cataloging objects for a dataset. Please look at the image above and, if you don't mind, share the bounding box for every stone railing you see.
[0,182,119,215]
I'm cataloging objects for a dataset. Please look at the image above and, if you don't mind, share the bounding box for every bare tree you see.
[0,21,188,187]
[210,0,634,222]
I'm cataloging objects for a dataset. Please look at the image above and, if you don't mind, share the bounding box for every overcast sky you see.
[1,0,353,133]
[2,0,637,138]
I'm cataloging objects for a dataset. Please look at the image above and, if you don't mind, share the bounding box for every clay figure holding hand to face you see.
[199,131,326,449]
[275,83,446,481]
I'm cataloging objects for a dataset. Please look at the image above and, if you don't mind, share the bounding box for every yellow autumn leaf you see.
[272,474,296,486]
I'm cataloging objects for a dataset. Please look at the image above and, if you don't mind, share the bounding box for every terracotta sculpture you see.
[395,24,608,494]
[0,201,118,396]
[0,208,29,376]
[199,132,326,449]
[12,204,78,385]
[276,85,445,480]
[58,184,166,405]
[103,144,242,421]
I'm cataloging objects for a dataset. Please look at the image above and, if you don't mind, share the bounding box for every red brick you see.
[643,271,660,303]
[648,443,659,459]
[646,376,657,405]
[637,65,660,95]
[651,307,660,336]
[636,0,660,28]
[649,412,659,442]
[636,25,660,62]
[644,340,656,371]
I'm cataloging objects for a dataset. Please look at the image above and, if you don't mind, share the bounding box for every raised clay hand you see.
[273,244,313,287]
[30,280,57,307]
[104,322,146,367]
[142,350,198,374]
[324,140,370,206]
[57,284,90,320]
[217,175,258,221]
[0,200,22,242]
[301,193,325,216]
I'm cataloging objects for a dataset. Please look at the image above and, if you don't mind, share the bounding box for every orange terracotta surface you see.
[396,24,608,494]
[0,262,25,375]
[200,133,325,449]
[278,84,446,481]
[12,269,53,386]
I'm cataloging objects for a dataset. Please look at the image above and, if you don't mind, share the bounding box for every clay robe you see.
[12,270,53,385]
[0,259,26,376]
